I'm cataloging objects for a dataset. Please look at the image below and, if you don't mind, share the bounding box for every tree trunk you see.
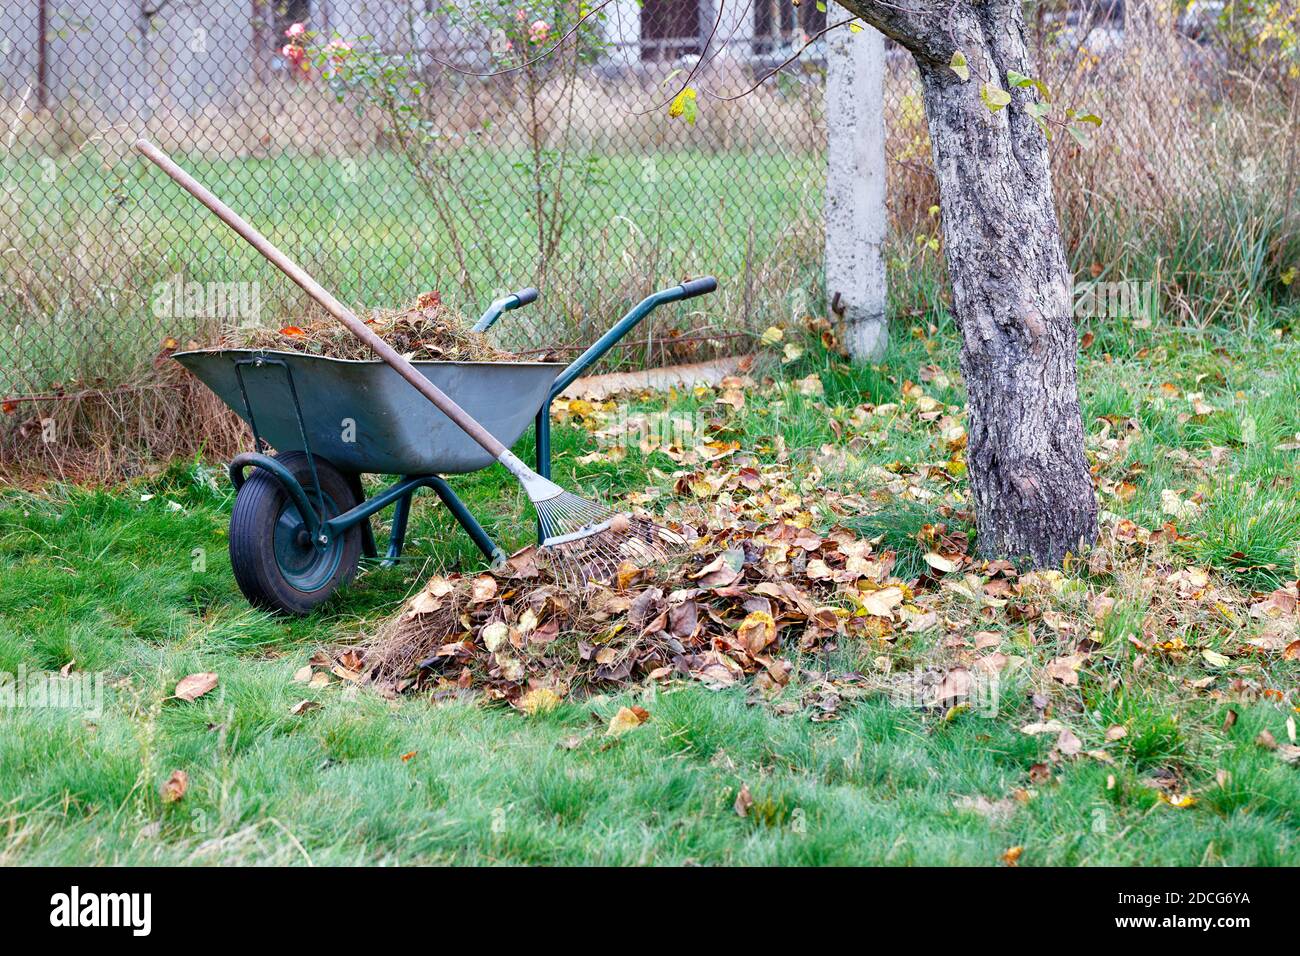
[842,0,1098,565]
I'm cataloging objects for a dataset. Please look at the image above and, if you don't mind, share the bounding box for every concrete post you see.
[824,12,887,362]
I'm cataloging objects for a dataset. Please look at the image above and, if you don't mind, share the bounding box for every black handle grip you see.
[679,276,718,299]
[513,287,539,306]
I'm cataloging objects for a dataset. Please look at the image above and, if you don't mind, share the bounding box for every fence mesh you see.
[0,1,1296,472]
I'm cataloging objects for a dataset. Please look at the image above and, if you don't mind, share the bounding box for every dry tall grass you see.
[884,2,1298,321]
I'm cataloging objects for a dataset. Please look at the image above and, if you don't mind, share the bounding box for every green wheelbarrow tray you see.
[173,350,562,476]
[172,278,718,615]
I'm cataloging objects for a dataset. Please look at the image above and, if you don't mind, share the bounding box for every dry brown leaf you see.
[932,667,973,705]
[1056,728,1083,757]
[861,586,904,618]
[173,672,218,702]
[161,769,188,803]
[923,552,960,574]
[734,784,754,817]
[470,575,498,604]
[1045,656,1081,686]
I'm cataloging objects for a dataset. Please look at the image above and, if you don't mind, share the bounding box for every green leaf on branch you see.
[1026,100,1052,139]
[1007,69,1052,102]
[669,87,698,125]
[980,83,1011,112]
[849,21,863,33]
[949,50,970,82]
[1067,123,1092,148]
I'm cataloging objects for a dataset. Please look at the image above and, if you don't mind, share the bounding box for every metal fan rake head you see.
[512,462,679,591]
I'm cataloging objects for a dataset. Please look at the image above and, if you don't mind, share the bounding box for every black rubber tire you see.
[228,451,362,615]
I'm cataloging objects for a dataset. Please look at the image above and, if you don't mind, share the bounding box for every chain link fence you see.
[1,1,1295,473]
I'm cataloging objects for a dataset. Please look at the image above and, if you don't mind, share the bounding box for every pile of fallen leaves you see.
[223,291,517,362]
[338,514,924,710]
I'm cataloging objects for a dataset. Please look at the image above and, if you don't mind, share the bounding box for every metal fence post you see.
[824,10,887,363]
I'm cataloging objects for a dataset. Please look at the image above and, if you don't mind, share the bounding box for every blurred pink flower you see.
[515,8,528,21]
[285,22,305,38]
[281,42,308,73]
[528,19,550,43]
[325,39,353,62]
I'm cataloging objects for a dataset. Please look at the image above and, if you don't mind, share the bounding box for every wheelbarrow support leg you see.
[345,472,379,560]
[429,477,507,567]
[381,492,414,567]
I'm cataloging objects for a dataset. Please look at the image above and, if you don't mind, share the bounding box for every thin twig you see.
[703,18,860,102]
[424,0,616,79]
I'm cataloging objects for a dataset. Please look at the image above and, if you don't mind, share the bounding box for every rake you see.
[135,138,679,590]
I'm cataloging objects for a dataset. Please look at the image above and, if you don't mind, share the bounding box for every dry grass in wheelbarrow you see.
[223,291,518,362]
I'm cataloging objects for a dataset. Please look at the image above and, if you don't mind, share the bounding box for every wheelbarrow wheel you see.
[229,451,362,615]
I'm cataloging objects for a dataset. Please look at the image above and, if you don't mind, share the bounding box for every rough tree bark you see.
[839,0,1098,566]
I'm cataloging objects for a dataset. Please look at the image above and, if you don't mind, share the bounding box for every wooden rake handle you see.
[134,138,510,460]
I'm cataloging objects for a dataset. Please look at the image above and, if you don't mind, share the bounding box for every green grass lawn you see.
[1,314,1298,865]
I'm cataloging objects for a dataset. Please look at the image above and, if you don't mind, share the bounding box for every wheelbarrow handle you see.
[472,286,539,333]
[679,276,718,299]
[134,138,513,461]
[550,276,718,399]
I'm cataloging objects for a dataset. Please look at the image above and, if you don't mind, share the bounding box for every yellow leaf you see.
[760,325,784,346]
[1201,649,1231,668]
[949,50,970,82]
[518,688,563,716]
[606,705,649,736]
[981,83,1011,111]
[737,610,777,655]
[668,86,697,124]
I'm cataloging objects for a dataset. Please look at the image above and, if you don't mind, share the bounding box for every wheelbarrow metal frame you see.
[217,278,716,569]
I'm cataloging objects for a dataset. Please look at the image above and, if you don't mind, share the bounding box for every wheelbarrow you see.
[175,277,718,614]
